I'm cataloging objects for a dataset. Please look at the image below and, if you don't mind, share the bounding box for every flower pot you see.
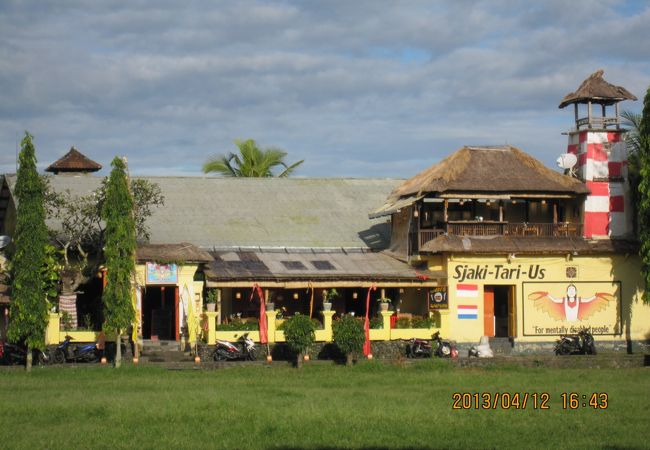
[100,356,107,365]
[323,302,332,311]
[266,302,275,311]
[194,355,201,364]
[266,355,273,363]
[380,302,389,311]
[303,354,310,362]
[206,303,216,312]
[132,357,139,364]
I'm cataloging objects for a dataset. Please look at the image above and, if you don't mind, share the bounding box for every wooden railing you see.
[417,222,583,250]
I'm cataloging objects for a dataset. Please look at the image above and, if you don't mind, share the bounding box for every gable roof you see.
[45,147,102,173]
[6,175,400,250]
[559,70,637,108]
[380,145,588,207]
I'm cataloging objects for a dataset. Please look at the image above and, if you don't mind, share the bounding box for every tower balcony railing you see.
[416,222,583,250]
[575,116,620,130]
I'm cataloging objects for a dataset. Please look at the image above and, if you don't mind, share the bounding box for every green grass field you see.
[0,360,647,449]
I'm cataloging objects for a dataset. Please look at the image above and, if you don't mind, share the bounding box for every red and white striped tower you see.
[559,71,637,238]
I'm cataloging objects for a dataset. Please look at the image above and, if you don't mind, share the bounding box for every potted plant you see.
[377,297,391,311]
[323,288,338,311]
[205,289,217,312]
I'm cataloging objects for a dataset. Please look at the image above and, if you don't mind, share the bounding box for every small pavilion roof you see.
[559,70,637,108]
[45,147,102,174]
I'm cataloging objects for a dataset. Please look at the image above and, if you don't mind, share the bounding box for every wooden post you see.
[615,102,620,129]
[553,202,558,224]
[587,101,592,129]
[443,199,448,222]
[574,103,578,126]
[499,202,503,222]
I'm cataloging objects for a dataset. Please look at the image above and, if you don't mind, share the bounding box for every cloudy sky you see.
[1,0,649,178]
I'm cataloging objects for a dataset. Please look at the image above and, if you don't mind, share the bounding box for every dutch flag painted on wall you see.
[457,305,479,320]
[456,284,479,298]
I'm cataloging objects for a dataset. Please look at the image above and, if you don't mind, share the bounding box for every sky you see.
[1,0,649,178]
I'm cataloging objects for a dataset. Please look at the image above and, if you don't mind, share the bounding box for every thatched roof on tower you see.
[390,145,587,201]
[559,70,637,108]
[45,147,102,174]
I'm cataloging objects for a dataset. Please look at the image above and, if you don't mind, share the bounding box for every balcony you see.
[416,222,583,250]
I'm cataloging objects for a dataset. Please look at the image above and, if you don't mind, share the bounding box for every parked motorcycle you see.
[53,335,101,363]
[554,328,596,355]
[0,341,50,366]
[406,331,458,358]
[212,333,257,361]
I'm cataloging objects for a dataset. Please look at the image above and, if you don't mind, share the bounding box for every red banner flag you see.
[250,284,268,344]
[363,284,377,357]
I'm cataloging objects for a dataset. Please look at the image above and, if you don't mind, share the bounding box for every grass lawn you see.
[0,360,647,449]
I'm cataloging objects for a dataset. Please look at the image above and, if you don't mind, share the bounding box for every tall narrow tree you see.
[102,157,136,368]
[637,86,650,304]
[8,132,49,372]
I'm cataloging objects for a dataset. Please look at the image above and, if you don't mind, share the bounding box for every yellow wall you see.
[425,253,648,343]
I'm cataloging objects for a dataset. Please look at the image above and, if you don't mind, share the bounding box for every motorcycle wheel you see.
[53,349,66,364]
[248,348,257,361]
[35,351,49,366]
[587,343,597,355]
[213,349,226,362]
[555,344,571,356]
[439,344,451,358]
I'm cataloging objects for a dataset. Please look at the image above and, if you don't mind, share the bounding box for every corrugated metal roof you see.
[205,249,442,282]
[6,175,401,250]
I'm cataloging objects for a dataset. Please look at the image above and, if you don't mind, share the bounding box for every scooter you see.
[212,333,257,361]
[405,337,432,358]
[405,331,458,358]
[53,335,101,363]
[432,331,458,358]
[554,328,596,355]
[0,341,50,366]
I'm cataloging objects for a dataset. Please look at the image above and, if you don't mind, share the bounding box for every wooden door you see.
[508,286,516,337]
[483,286,495,337]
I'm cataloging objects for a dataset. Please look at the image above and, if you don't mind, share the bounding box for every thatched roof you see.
[381,145,588,206]
[559,70,637,108]
[45,147,102,174]
[420,235,638,255]
[136,243,213,263]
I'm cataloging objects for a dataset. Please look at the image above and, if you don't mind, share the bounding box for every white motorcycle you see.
[212,333,257,361]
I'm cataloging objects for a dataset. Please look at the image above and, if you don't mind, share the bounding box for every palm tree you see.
[203,139,304,177]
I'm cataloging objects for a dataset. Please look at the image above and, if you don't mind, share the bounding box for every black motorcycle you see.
[212,333,257,361]
[554,329,596,355]
[0,341,50,366]
[405,337,432,358]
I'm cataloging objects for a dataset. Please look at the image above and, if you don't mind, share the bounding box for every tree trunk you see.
[346,353,353,366]
[25,344,32,372]
[296,351,302,369]
[114,332,121,368]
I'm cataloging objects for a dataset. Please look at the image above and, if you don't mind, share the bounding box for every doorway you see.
[483,285,516,337]
[142,286,179,340]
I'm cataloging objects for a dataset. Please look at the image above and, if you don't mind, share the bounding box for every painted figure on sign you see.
[529,284,614,322]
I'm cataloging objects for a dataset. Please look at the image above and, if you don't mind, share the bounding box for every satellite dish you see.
[556,153,578,170]
[0,236,11,249]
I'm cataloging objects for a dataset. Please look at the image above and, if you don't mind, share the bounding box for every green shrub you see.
[218,318,259,331]
[370,316,383,329]
[283,314,315,367]
[332,315,365,365]
[411,316,435,329]
[395,317,411,329]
